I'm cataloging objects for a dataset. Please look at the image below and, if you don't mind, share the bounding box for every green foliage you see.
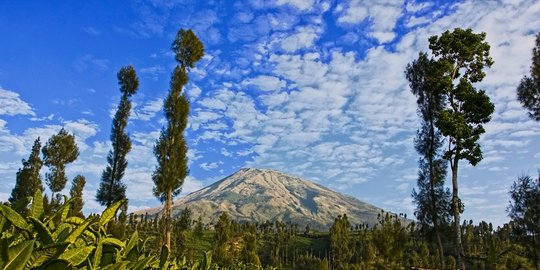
[0,191,222,270]
[69,175,86,218]
[97,65,139,208]
[42,128,79,209]
[10,138,43,205]
[329,214,351,268]
[508,174,540,267]
[153,28,204,251]
[418,28,495,268]
[406,51,451,269]
[517,32,540,121]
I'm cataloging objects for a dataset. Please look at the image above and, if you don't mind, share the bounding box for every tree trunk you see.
[451,156,465,270]
[165,188,173,254]
[428,118,445,269]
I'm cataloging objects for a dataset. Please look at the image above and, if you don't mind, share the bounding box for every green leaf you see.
[92,240,102,270]
[129,256,154,270]
[25,244,62,268]
[52,223,71,243]
[99,199,126,227]
[159,245,168,268]
[44,197,75,226]
[64,217,95,244]
[28,217,53,244]
[60,200,70,222]
[125,230,138,256]
[58,246,95,266]
[102,238,125,249]
[31,189,44,220]
[64,216,84,225]
[101,261,128,270]
[3,239,34,270]
[0,205,30,231]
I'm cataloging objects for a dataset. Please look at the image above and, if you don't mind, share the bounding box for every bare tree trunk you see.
[451,156,465,270]
[165,188,173,254]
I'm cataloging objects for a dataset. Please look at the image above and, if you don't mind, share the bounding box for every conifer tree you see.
[69,174,86,218]
[42,128,79,207]
[427,28,495,269]
[406,52,451,269]
[517,33,540,120]
[96,65,139,207]
[153,28,204,251]
[9,137,43,204]
[329,214,351,268]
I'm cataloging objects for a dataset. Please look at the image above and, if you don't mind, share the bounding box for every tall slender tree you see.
[427,28,495,269]
[406,52,451,269]
[9,137,43,204]
[42,128,79,208]
[153,29,204,251]
[69,174,86,218]
[96,66,139,208]
[517,33,540,121]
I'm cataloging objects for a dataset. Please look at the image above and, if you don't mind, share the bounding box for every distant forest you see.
[1,28,539,269]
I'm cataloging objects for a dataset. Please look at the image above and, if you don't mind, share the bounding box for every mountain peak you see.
[135,168,386,230]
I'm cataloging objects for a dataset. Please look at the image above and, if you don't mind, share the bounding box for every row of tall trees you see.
[7,28,203,259]
[408,29,540,269]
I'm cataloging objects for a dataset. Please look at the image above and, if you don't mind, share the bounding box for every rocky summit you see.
[135,168,389,230]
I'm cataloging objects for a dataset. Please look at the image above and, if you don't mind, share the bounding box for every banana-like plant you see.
[0,190,185,270]
[0,190,273,270]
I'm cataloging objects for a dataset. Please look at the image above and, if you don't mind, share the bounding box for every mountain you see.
[134,168,390,230]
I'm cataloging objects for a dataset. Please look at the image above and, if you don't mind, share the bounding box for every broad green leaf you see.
[92,240,102,270]
[0,205,30,231]
[52,223,71,242]
[101,261,128,270]
[58,246,95,266]
[99,199,126,227]
[65,216,85,225]
[102,238,125,249]
[129,256,154,270]
[64,217,95,244]
[28,217,53,244]
[31,189,44,220]
[44,197,75,226]
[25,244,61,268]
[159,245,168,268]
[3,239,34,270]
[60,202,70,222]
[125,230,138,256]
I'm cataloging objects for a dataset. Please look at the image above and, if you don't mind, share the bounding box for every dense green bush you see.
[0,190,272,270]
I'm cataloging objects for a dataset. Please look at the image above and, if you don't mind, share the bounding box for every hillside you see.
[135,168,388,230]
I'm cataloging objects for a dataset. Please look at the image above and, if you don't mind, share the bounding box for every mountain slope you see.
[135,168,388,230]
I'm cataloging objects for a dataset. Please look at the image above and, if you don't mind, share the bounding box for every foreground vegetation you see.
[3,24,540,269]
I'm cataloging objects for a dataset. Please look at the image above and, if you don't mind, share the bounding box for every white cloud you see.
[275,0,314,11]
[335,0,403,43]
[133,98,163,121]
[241,75,286,91]
[280,26,320,52]
[0,86,35,116]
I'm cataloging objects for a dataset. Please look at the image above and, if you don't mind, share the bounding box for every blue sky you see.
[1,0,539,226]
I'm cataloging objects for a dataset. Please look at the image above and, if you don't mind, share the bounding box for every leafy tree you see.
[9,137,43,205]
[42,128,79,206]
[508,174,540,267]
[213,212,233,266]
[96,65,139,208]
[406,52,451,269]
[194,215,204,238]
[517,33,540,120]
[69,174,86,218]
[425,28,495,269]
[329,214,351,268]
[153,28,204,251]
